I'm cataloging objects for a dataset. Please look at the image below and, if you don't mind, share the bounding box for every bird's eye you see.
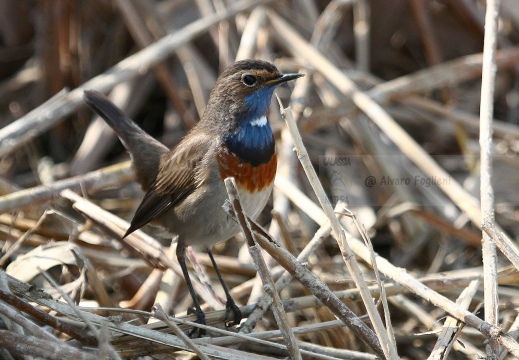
[241,74,257,86]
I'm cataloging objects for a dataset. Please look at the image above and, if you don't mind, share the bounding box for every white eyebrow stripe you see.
[250,115,267,127]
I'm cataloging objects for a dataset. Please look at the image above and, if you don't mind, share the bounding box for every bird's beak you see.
[266,73,304,86]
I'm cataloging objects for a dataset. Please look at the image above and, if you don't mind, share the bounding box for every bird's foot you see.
[187,306,206,337]
[224,298,242,327]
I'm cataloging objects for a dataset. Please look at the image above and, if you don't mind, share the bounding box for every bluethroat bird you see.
[83,59,302,335]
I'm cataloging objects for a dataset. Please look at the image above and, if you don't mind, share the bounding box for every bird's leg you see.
[206,247,242,326]
[176,240,205,337]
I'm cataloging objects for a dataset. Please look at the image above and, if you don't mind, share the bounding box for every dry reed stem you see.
[70,71,158,175]
[0,294,65,345]
[479,0,500,357]
[428,280,482,360]
[2,3,519,359]
[404,97,519,140]
[0,330,98,360]
[482,223,519,272]
[153,245,180,314]
[391,206,481,248]
[409,0,442,67]
[164,313,366,359]
[153,304,210,360]
[297,46,519,120]
[124,268,163,310]
[5,264,516,333]
[347,208,397,350]
[237,209,385,356]
[3,262,516,358]
[75,250,131,319]
[236,6,266,61]
[283,267,515,313]
[0,274,97,346]
[500,314,519,359]
[0,210,51,267]
[353,0,371,72]
[369,48,519,103]
[297,341,378,360]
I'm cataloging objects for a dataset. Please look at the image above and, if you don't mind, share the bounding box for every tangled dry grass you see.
[1,0,519,359]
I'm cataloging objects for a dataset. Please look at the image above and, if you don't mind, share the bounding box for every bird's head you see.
[202,59,303,129]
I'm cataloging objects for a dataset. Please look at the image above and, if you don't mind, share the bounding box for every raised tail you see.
[83,90,168,190]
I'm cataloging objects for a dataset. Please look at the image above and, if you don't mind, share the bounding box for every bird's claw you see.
[187,306,206,337]
[224,299,242,327]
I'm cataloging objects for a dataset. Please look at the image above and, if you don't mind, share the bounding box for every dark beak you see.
[266,73,304,86]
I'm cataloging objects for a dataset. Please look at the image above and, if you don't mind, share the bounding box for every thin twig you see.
[479,0,501,357]
[153,304,210,360]
[482,223,519,271]
[343,207,397,352]
[428,280,482,360]
[0,210,52,267]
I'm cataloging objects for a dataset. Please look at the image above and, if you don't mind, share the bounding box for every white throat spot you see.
[250,116,267,127]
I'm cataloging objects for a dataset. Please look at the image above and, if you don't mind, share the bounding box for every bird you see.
[83,59,303,335]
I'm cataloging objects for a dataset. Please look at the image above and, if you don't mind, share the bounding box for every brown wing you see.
[123,132,213,237]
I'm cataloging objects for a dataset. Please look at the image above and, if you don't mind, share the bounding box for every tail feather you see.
[83,90,168,190]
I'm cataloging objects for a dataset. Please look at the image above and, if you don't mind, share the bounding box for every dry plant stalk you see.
[153,304,210,360]
[479,0,500,357]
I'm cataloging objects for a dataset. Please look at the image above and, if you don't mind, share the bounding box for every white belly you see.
[173,181,274,249]
[237,184,272,220]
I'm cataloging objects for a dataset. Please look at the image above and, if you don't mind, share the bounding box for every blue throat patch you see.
[224,86,276,167]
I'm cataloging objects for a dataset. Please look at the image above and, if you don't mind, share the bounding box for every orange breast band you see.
[216,146,277,193]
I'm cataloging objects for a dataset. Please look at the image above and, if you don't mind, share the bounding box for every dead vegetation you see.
[1,0,519,359]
